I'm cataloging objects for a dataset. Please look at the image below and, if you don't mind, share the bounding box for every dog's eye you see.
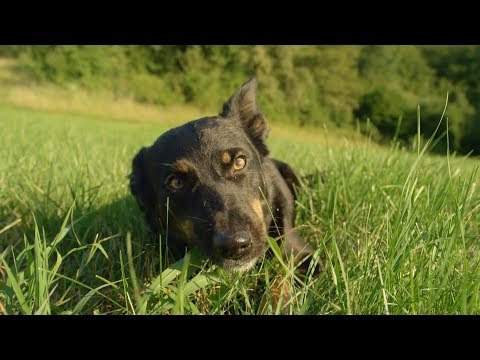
[233,156,246,171]
[167,176,185,190]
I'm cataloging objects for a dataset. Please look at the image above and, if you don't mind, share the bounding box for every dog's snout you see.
[213,231,252,260]
[200,192,225,212]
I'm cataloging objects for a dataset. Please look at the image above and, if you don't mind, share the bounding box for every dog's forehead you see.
[196,118,250,145]
[153,116,249,158]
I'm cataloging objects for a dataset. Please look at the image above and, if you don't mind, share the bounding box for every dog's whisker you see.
[186,216,209,224]
[198,223,213,230]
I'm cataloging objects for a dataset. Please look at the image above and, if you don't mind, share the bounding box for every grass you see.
[0,57,205,128]
[1,96,480,314]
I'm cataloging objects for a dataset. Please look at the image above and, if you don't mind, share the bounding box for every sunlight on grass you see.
[0,88,479,314]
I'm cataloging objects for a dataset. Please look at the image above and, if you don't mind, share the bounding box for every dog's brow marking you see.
[251,198,264,220]
[173,160,189,173]
[221,151,231,164]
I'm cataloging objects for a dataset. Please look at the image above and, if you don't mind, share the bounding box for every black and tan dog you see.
[129,78,313,271]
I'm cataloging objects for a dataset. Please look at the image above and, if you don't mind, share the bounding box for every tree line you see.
[1,45,478,154]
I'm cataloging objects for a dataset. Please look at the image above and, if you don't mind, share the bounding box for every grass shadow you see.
[0,193,168,313]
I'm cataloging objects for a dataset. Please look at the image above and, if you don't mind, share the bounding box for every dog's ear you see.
[221,77,270,155]
[129,147,160,232]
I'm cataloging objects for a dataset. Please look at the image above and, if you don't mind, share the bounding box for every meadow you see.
[1,95,479,315]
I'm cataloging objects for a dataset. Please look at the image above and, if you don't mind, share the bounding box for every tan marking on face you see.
[251,198,264,220]
[221,151,231,164]
[173,160,189,173]
[178,218,194,243]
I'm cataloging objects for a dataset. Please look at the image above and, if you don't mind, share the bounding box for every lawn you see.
[1,105,479,314]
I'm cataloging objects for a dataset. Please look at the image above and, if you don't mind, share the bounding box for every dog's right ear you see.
[129,147,161,232]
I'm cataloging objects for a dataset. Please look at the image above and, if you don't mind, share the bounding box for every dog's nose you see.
[213,231,252,259]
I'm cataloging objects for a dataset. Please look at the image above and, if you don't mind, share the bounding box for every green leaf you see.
[72,283,116,315]
[0,254,31,314]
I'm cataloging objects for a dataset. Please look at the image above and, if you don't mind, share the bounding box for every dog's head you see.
[129,78,271,271]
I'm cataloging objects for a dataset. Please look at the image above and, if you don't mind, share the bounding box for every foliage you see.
[1,45,480,154]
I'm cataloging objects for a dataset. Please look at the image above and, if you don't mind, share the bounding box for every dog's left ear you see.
[129,147,161,233]
[221,77,269,155]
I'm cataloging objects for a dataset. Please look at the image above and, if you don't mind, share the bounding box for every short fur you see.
[129,78,313,271]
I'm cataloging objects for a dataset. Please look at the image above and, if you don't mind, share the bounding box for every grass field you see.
[1,100,479,314]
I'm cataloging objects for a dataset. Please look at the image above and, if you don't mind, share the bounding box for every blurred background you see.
[0,45,478,155]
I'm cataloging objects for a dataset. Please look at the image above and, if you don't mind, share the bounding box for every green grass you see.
[1,105,479,315]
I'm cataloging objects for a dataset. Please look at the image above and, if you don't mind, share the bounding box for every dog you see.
[129,78,313,272]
